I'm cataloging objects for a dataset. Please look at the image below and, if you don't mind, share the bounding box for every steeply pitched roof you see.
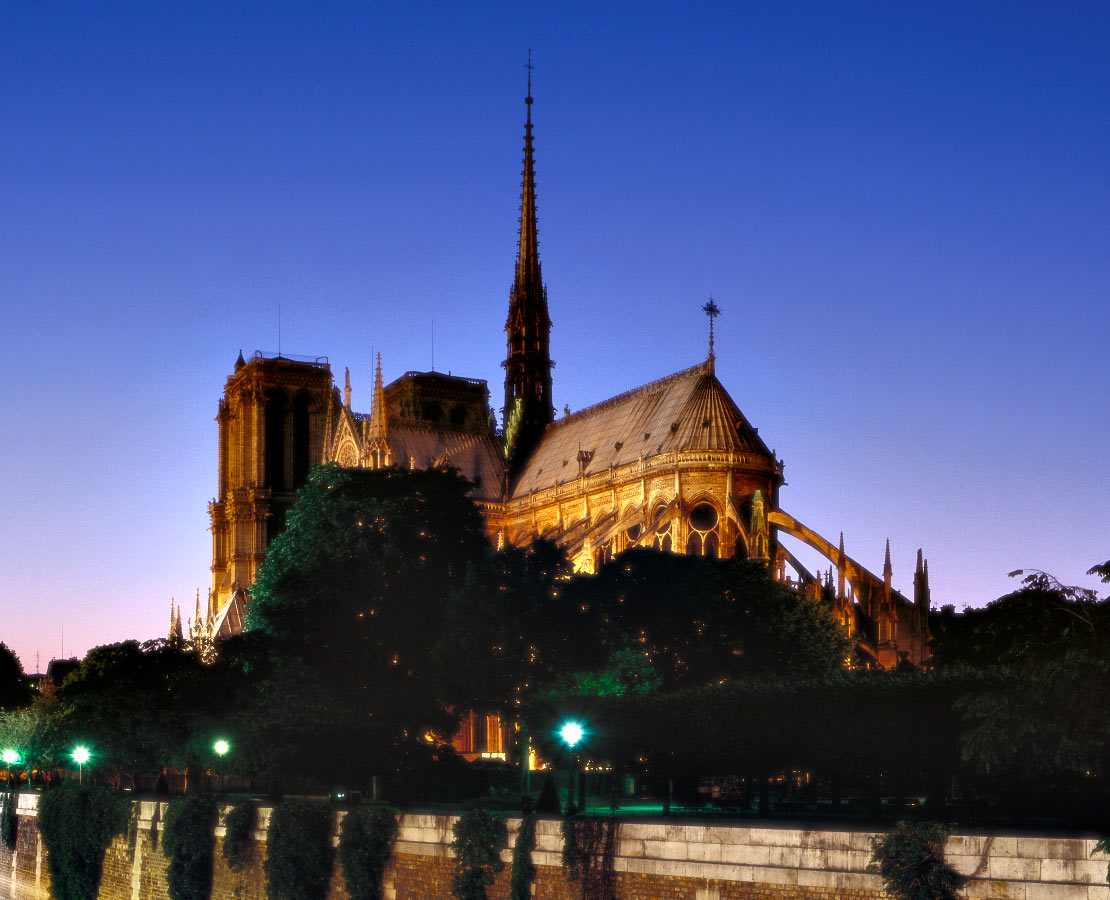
[387,424,504,501]
[511,360,772,498]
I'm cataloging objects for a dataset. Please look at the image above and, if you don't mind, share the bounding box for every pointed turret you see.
[503,59,554,481]
[883,538,892,600]
[234,350,246,372]
[344,367,352,408]
[368,353,391,468]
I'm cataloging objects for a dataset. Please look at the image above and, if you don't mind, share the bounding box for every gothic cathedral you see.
[205,81,932,671]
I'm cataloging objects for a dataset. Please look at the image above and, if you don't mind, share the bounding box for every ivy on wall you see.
[337,806,397,900]
[869,821,966,900]
[163,795,218,900]
[508,814,536,900]
[222,801,257,873]
[450,809,507,900]
[264,800,334,900]
[38,783,131,900]
[1,791,16,851]
[561,813,617,900]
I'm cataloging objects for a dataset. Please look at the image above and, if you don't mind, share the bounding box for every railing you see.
[252,350,330,366]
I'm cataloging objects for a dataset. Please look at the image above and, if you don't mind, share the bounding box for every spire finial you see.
[525,49,534,105]
[702,297,720,368]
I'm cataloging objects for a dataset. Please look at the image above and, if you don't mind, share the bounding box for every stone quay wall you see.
[3,791,1108,900]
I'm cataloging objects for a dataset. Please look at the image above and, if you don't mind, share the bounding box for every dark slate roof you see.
[511,361,772,498]
[387,423,505,501]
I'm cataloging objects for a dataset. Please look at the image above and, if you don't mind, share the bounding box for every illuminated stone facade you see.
[205,83,931,671]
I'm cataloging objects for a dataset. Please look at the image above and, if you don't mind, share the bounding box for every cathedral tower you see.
[502,64,553,481]
[209,352,333,622]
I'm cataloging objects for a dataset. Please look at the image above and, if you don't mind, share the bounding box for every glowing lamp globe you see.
[72,746,90,765]
[2,749,17,766]
[559,721,584,748]
[214,740,230,757]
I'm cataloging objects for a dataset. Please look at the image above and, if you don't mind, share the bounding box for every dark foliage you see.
[241,465,489,789]
[561,814,617,900]
[337,806,397,900]
[264,800,334,900]
[221,801,257,873]
[0,643,31,711]
[37,783,130,900]
[162,795,218,900]
[869,821,966,900]
[535,774,559,813]
[1,791,16,850]
[450,810,507,900]
[508,814,536,900]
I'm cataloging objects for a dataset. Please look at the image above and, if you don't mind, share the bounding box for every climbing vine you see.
[561,813,617,900]
[37,783,131,900]
[1,791,16,850]
[264,800,334,900]
[222,800,257,873]
[337,806,397,900]
[869,821,966,900]
[508,814,536,900]
[1092,837,1110,888]
[450,809,507,900]
[163,795,218,900]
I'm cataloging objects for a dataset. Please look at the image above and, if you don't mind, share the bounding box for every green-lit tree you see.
[238,463,491,790]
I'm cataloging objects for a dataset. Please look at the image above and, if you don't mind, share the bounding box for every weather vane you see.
[702,296,721,362]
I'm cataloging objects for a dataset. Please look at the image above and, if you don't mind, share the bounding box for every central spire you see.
[503,54,554,482]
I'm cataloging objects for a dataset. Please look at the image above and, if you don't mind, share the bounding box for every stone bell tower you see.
[208,351,333,621]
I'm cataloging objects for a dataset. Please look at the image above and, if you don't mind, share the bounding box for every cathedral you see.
[203,79,932,678]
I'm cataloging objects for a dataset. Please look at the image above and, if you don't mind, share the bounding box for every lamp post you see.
[2,749,18,789]
[559,721,584,813]
[213,740,230,794]
[72,746,90,786]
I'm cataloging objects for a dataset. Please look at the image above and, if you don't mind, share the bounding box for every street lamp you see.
[72,746,90,785]
[2,749,18,789]
[213,739,230,793]
[559,721,586,813]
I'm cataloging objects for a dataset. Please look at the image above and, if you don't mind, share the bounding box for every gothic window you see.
[449,404,467,426]
[422,401,443,423]
[688,501,720,557]
[337,441,357,468]
[292,393,311,488]
[264,392,288,490]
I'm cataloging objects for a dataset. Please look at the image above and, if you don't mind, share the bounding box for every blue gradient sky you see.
[2,2,1107,671]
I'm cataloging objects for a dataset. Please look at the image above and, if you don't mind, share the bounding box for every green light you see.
[213,740,230,757]
[2,749,18,766]
[72,746,90,765]
[559,721,584,748]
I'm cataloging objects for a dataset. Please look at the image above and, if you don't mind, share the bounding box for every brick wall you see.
[2,793,1108,900]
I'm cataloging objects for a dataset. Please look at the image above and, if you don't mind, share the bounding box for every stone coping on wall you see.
[6,793,1110,900]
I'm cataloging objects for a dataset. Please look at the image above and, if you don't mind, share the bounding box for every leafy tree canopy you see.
[238,464,491,787]
[0,642,31,711]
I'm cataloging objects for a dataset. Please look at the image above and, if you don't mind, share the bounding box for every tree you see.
[0,642,31,711]
[940,567,1110,794]
[44,639,217,782]
[239,463,491,789]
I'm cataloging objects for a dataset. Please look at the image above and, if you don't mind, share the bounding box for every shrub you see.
[869,821,966,900]
[508,814,536,900]
[163,795,218,900]
[1092,838,1110,888]
[37,783,131,900]
[1,791,16,850]
[337,806,397,900]
[450,809,507,900]
[264,800,334,900]
[222,800,257,873]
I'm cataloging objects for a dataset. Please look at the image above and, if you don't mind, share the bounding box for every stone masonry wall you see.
[2,792,1108,900]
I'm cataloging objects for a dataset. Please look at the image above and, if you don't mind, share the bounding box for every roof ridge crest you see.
[555,360,711,427]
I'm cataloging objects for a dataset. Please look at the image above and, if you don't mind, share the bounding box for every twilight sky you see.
[1,1,1107,671]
